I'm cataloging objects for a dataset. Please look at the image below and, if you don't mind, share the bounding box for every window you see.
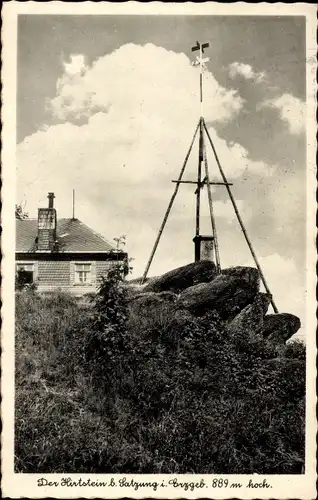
[75,263,91,284]
[16,263,34,285]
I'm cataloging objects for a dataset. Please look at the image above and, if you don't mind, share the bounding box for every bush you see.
[15,270,38,291]
[284,338,306,360]
[15,278,306,474]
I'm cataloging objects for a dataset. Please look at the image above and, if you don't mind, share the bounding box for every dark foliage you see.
[15,269,37,291]
[15,270,306,474]
[15,203,29,220]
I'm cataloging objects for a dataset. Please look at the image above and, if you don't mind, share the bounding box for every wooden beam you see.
[203,140,221,272]
[202,117,279,313]
[141,120,201,284]
[196,119,204,238]
[171,180,233,186]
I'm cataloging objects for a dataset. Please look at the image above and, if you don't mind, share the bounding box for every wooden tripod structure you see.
[141,41,278,314]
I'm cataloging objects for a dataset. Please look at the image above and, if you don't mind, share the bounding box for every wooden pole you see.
[199,43,203,118]
[72,189,75,219]
[171,180,233,186]
[140,120,201,284]
[196,118,204,239]
[202,139,221,272]
[203,119,279,313]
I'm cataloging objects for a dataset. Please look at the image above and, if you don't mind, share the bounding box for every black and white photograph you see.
[1,2,316,498]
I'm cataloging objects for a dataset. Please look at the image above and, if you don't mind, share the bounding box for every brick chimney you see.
[37,192,57,251]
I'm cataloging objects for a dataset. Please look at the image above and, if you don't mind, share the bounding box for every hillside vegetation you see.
[15,265,305,474]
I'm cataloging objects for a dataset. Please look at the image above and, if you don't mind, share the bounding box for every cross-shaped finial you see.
[191,41,209,53]
[191,41,210,115]
[191,41,210,70]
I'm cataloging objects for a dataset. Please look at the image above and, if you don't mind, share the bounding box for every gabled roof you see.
[16,218,117,253]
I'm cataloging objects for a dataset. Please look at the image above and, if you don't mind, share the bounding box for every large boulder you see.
[177,266,260,318]
[129,291,163,307]
[227,293,272,336]
[122,282,148,299]
[157,291,178,303]
[143,261,217,293]
[262,313,301,344]
[130,290,177,306]
[220,266,260,288]
[127,276,156,285]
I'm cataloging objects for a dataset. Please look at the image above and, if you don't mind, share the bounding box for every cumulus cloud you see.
[205,127,275,180]
[51,44,243,122]
[17,41,304,314]
[63,54,87,76]
[253,254,305,339]
[261,93,305,135]
[228,62,267,84]
[17,119,267,276]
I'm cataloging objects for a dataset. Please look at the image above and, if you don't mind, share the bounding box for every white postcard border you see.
[1,2,317,499]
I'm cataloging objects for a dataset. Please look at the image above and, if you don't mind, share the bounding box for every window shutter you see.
[91,262,97,285]
[34,262,39,282]
[70,261,75,285]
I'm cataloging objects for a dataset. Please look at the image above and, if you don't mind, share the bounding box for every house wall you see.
[38,260,70,291]
[16,256,123,295]
[96,261,115,278]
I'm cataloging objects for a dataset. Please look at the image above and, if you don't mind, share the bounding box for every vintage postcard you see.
[1,2,316,498]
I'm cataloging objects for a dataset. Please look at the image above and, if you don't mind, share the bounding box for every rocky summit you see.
[227,292,272,337]
[128,262,301,345]
[177,266,260,319]
[143,260,217,293]
[262,313,301,344]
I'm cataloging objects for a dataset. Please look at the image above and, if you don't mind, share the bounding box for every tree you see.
[15,203,29,220]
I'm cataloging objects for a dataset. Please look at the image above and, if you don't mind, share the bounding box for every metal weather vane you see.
[191,40,210,117]
[140,41,278,314]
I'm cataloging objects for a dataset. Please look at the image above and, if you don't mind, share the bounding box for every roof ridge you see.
[75,219,116,251]
[17,217,74,222]
[16,217,118,253]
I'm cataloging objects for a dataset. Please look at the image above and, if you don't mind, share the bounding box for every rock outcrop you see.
[227,293,272,336]
[143,261,217,293]
[177,266,260,319]
[220,266,260,287]
[130,290,177,307]
[130,292,163,307]
[262,313,301,344]
[126,262,301,345]
[123,282,147,299]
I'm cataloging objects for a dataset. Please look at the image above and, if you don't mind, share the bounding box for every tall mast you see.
[140,41,278,313]
[72,189,75,219]
[192,40,209,117]
[195,118,203,242]
[192,41,219,263]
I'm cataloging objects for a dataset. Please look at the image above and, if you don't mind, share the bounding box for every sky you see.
[16,14,307,330]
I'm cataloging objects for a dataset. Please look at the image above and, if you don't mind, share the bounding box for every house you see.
[15,192,128,295]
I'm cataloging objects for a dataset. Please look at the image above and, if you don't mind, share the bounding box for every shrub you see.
[15,282,306,474]
[15,270,38,292]
[284,338,306,360]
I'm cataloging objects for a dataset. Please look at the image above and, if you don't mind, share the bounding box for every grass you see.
[15,284,306,474]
